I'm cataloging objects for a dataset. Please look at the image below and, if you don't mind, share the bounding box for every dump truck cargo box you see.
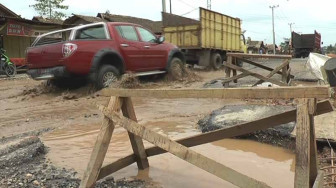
[162,8,242,52]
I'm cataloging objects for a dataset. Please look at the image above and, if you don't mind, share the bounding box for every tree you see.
[31,0,68,19]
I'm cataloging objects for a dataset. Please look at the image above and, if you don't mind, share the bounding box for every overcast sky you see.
[2,0,336,46]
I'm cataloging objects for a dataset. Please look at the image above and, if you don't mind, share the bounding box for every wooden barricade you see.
[80,87,332,188]
[223,53,293,87]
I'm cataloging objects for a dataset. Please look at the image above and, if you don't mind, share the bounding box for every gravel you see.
[0,137,151,188]
[198,104,296,149]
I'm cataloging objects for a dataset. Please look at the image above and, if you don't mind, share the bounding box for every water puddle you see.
[42,98,295,188]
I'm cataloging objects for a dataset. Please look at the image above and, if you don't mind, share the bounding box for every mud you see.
[113,73,141,88]
[0,58,333,188]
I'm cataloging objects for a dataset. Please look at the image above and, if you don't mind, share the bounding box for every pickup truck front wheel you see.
[168,57,184,80]
[96,65,119,89]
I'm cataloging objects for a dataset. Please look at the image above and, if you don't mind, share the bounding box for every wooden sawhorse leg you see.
[224,56,232,87]
[295,98,318,188]
[80,97,149,188]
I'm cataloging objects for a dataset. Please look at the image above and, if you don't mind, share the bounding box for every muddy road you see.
[0,58,334,188]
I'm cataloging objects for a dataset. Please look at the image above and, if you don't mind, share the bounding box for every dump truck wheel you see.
[168,57,184,80]
[96,65,119,89]
[211,53,222,70]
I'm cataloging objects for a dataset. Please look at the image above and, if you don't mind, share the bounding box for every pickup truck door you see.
[136,27,167,69]
[115,25,147,71]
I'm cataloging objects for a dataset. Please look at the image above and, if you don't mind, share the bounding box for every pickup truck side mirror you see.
[157,36,165,44]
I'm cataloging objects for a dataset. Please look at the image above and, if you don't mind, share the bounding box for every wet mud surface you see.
[0,136,158,188]
[0,58,334,187]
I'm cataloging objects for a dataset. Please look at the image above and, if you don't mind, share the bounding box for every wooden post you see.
[282,60,289,83]
[120,97,149,169]
[312,171,324,188]
[295,98,318,188]
[232,57,238,83]
[80,97,122,188]
[224,55,232,87]
[308,98,318,187]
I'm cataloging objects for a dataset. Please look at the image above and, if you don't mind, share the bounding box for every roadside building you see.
[265,44,279,54]
[97,13,162,35]
[0,3,63,66]
[63,14,104,25]
[32,16,64,25]
[247,40,265,54]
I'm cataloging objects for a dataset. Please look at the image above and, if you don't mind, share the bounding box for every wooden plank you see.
[80,97,122,188]
[121,97,149,170]
[222,73,251,84]
[98,155,136,180]
[101,107,271,188]
[223,62,288,86]
[308,98,318,187]
[253,60,290,86]
[98,100,333,180]
[224,56,232,87]
[236,57,294,79]
[287,67,292,81]
[227,52,292,59]
[232,57,238,83]
[282,63,288,83]
[294,98,313,188]
[102,87,330,99]
[312,171,324,188]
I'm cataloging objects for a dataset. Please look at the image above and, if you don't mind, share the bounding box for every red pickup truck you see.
[27,22,185,89]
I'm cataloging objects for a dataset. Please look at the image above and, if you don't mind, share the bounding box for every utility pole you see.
[207,0,211,10]
[169,0,172,13]
[288,23,294,55]
[269,5,279,55]
[288,22,294,33]
[49,0,52,19]
[162,0,166,13]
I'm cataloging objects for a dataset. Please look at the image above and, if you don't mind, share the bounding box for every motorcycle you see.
[0,49,16,77]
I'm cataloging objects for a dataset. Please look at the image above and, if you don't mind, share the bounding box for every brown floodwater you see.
[42,98,295,188]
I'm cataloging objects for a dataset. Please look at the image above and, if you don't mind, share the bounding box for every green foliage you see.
[325,44,336,54]
[31,0,68,19]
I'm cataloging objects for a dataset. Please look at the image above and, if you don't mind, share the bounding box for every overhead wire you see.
[180,7,199,16]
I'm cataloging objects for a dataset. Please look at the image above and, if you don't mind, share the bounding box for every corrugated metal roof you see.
[32,16,63,25]
[64,14,104,25]
[0,3,19,18]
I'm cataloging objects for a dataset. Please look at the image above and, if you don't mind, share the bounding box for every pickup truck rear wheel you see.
[96,65,119,89]
[211,53,222,70]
